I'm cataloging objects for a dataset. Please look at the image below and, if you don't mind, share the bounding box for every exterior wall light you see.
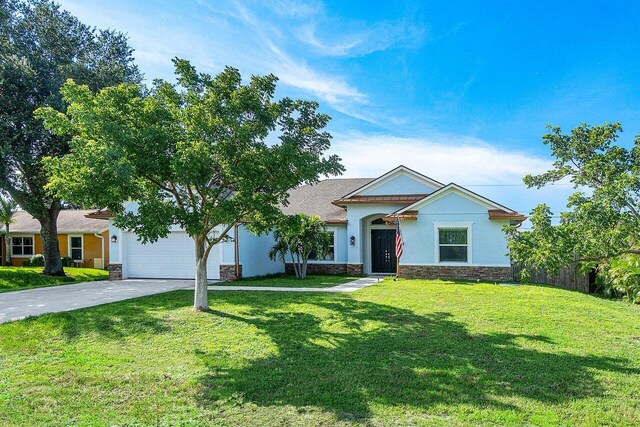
[350,235,356,245]
[111,234,118,243]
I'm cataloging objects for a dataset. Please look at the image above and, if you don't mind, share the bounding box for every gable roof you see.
[340,165,444,199]
[394,183,525,222]
[2,210,109,234]
[281,178,373,223]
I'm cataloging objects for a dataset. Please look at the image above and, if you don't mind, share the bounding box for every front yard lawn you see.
[1,278,639,426]
[0,267,108,293]
[219,273,362,288]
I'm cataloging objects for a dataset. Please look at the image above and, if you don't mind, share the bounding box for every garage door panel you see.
[124,232,220,279]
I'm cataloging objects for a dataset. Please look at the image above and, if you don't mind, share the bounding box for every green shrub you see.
[23,254,45,267]
[597,255,640,304]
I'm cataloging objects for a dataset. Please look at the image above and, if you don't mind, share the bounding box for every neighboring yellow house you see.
[0,210,109,268]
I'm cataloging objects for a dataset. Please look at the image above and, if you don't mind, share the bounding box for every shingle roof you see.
[3,210,108,234]
[281,178,374,223]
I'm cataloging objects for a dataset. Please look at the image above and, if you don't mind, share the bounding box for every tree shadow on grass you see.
[196,294,638,421]
[49,290,194,340]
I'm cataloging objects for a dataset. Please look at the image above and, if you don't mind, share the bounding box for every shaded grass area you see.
[0,267,108,293]
[218,273,362,288]
[0,278,639,426]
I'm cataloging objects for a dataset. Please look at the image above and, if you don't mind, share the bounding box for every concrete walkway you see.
[208,276,383,293]
[0,279,193,323]
[0,277,382,323]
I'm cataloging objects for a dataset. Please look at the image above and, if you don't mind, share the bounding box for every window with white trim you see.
[70,236,83,261]
[12,236,34,256]
[438,228,468,262]
[308,231,335,261]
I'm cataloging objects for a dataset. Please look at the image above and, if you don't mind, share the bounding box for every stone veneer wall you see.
[285,263,349,275]
[399,265,512,282]
[284,263,365,276]
[107,263,122,281]
[346,264,364,275]
[220,264,242,281]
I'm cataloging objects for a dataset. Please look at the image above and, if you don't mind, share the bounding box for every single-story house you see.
[102,165,525,282]
[0,210,109,268]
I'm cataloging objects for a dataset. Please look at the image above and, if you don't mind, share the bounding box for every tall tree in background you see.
[505,123,640,301]
[37,60,344,311]
[0,0,141,275]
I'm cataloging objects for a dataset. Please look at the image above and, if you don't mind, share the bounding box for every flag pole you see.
[395,215,400,281]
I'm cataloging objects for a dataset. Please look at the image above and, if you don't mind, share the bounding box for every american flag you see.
[395,219,403,260]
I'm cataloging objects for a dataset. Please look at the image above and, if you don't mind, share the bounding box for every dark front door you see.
[371,229,397,273]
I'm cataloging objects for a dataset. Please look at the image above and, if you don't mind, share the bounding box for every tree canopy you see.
[37,59,344,310]
[505,123,640,301]
[0,0,141,274]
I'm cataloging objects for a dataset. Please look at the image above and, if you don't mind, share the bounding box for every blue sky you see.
[57,0,640,219]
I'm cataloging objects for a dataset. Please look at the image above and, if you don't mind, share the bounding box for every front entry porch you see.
[370,229,397,274]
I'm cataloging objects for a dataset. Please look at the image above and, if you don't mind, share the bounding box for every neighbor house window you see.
[438,228,468,262]
[308,231,335,261]
[12,236,34,256]
[70,236,83,261]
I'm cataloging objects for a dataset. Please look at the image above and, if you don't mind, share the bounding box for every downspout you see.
[234,224,240,279]
[94,232,105,269]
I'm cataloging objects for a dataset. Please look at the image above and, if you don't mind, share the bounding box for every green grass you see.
[1,278,639,426]
[218,273,362,288]
[0,267,108,293]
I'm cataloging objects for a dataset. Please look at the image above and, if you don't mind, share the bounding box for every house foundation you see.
[399,265,512,282]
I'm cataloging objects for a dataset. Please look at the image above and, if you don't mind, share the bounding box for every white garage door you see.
[124,231,220,279]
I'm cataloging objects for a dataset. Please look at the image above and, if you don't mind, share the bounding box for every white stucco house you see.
[98,165,525,282]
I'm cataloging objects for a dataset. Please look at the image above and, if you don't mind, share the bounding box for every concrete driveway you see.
[0,276,382,323]
[0,279,194,323]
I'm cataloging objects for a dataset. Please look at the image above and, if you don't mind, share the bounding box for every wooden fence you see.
[512,264,591,293]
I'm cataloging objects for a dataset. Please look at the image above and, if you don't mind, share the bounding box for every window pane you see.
[12,237,22,246]
[23,237,33,246]
[439,228,467,244]
[13,246,23,255]
[71,248,82,260]
[24,246,33,255]
[71,237,82,248]
[440,246,468,262]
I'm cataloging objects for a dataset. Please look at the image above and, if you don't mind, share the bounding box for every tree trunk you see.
[301,257,308,279]
[193,234,209,311]
[39,204,64,276]
[4,223,10,266]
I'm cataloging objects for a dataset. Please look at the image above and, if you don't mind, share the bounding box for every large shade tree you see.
[37,59,344,310]
[504,123,640,301]
[0,0,141,275]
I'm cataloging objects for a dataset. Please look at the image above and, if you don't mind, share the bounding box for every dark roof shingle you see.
[281,178,373,223]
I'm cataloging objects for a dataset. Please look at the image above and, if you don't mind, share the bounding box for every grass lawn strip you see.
[217,273,362,288]
[0,267,108,293]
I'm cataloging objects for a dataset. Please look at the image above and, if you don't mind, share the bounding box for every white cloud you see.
[266,0,324,18]
[330,133,551,183]
[263,40,367,105]
[228,1,368,113]
[328,133,579,216]
[295,21,425,57]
